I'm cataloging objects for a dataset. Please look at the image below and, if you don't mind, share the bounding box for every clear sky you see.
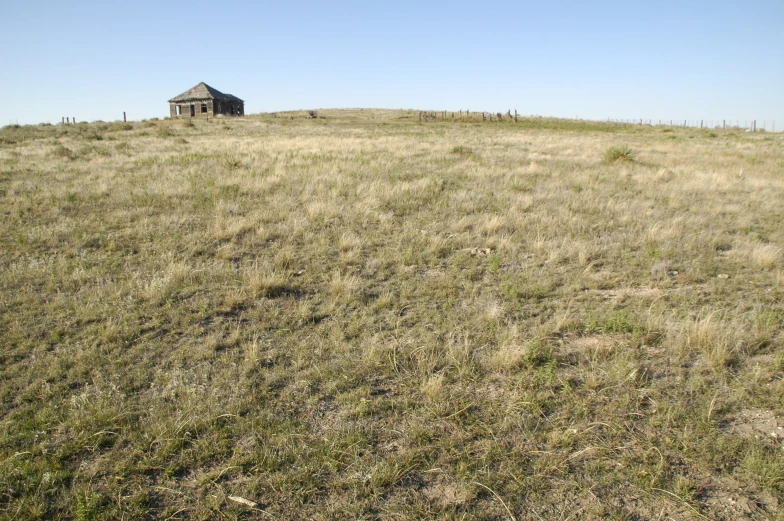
[1,1,782,127]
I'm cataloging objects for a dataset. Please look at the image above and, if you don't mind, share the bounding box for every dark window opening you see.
[190,105,195,117]
[201,103,208,114]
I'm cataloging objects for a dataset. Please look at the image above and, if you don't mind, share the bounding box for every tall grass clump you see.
[603,144,636,163]
[450,145,473,156]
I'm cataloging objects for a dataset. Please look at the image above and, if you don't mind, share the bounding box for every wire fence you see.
[604,118,775,132]
[419,110,778,132]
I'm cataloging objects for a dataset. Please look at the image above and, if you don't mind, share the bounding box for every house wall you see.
[214,101,244,117]
[169,100,214,119]
[169,99,244,118]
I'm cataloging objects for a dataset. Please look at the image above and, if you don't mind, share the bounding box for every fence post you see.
[62,117,64,124]
[515,109,518,122]
[124,112,127,123]
[723,120,725,129]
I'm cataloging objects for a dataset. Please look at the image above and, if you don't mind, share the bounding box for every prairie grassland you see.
[1,111,783,520]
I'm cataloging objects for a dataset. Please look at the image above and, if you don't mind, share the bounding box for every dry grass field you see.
[1,110,783,520]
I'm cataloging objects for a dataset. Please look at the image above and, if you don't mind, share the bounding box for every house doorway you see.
[190,104,195,117]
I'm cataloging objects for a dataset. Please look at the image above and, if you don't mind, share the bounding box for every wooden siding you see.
[169,99,243,118]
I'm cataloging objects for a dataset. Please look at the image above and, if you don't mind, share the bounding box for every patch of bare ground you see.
[727,408,784,442]
[703,476,780,520]
[421,474,469,508]
[585,286,663,302]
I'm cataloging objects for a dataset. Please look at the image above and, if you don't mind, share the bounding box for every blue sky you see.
[1,1,782,127]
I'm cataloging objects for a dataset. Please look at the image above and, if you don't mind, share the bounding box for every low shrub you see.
[450,145,473,156]
[53,145,77,160]
[603,145,636,163]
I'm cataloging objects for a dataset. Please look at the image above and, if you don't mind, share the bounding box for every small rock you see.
[717,273,730,279]
[228,496,258,508]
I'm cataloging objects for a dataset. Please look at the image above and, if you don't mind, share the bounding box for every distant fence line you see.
[419,110,777,132]
[420,110,519,123]
[605,118,775,132]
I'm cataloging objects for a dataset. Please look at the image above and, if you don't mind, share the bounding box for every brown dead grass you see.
[0,112,782,520]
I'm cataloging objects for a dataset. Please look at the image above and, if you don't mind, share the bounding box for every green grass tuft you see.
[603,144,637,163]
[450,145,474,156]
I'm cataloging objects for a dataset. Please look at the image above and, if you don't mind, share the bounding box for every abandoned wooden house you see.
[168,82,244,119]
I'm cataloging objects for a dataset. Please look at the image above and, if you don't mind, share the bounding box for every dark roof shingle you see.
[168,82,243,103]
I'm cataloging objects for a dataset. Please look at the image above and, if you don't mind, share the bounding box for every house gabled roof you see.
[168,82,244,103]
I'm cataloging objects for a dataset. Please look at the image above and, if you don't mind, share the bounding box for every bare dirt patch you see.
[703,475,780,519]
[728,408,784,442]
[421,475,469,507]
[588,286,663,302]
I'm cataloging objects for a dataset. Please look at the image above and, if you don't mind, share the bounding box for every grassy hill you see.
[1,111,782,520]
